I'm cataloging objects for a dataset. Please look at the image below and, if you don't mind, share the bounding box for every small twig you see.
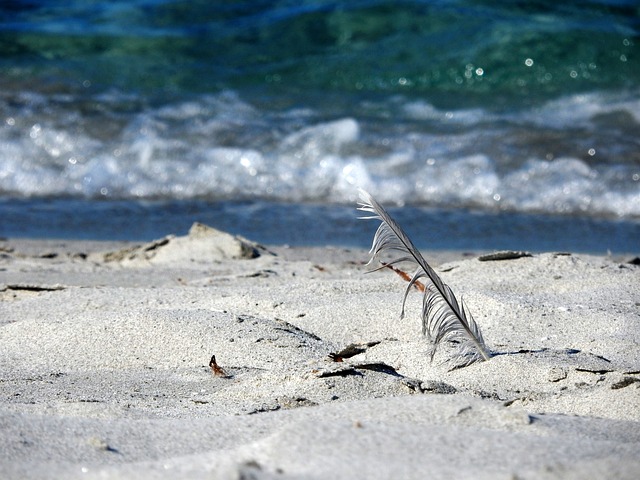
[328,341,381,362]
[381,262,426,292]
[209,355,230,378]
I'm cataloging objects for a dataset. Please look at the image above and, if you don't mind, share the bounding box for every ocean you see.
[1,1,639,253]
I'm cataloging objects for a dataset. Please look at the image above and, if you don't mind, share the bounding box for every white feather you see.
[358,189,491,367]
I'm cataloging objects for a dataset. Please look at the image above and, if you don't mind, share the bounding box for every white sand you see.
[1,225,639,479]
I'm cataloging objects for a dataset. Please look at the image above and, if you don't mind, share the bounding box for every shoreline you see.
[1,228,639,479]
[2,235,638,267]
[3,197,640,256]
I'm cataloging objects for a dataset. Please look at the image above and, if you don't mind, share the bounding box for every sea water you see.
[0,1,638,252]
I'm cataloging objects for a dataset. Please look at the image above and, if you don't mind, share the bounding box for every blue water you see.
[0,1,639,252]
[2,197,638,254]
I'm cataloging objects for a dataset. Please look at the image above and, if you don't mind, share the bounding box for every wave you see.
[1,89,639,220]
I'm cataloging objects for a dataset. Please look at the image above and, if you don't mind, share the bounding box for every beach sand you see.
[1,224,639,479]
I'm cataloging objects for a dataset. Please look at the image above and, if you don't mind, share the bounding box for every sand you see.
[1,224,639,479]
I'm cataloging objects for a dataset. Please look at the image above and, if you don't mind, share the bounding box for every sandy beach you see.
[1,224,639,479]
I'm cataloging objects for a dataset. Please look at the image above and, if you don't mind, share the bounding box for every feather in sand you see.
[358,189,491,366]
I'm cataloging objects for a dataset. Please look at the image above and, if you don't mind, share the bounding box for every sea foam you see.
[1,89,638,219]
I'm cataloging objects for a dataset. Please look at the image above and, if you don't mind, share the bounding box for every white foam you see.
[402,99,489,125]
[1,89,639,220]
[280,118,360,159]
[500,158,599,214]
[516,92,640,128]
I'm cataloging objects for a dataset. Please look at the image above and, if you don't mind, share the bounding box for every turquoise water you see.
[2,1,637,102]
[0,1,639,250]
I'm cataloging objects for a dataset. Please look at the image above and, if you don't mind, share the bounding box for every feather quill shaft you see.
[358,189,491,365]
